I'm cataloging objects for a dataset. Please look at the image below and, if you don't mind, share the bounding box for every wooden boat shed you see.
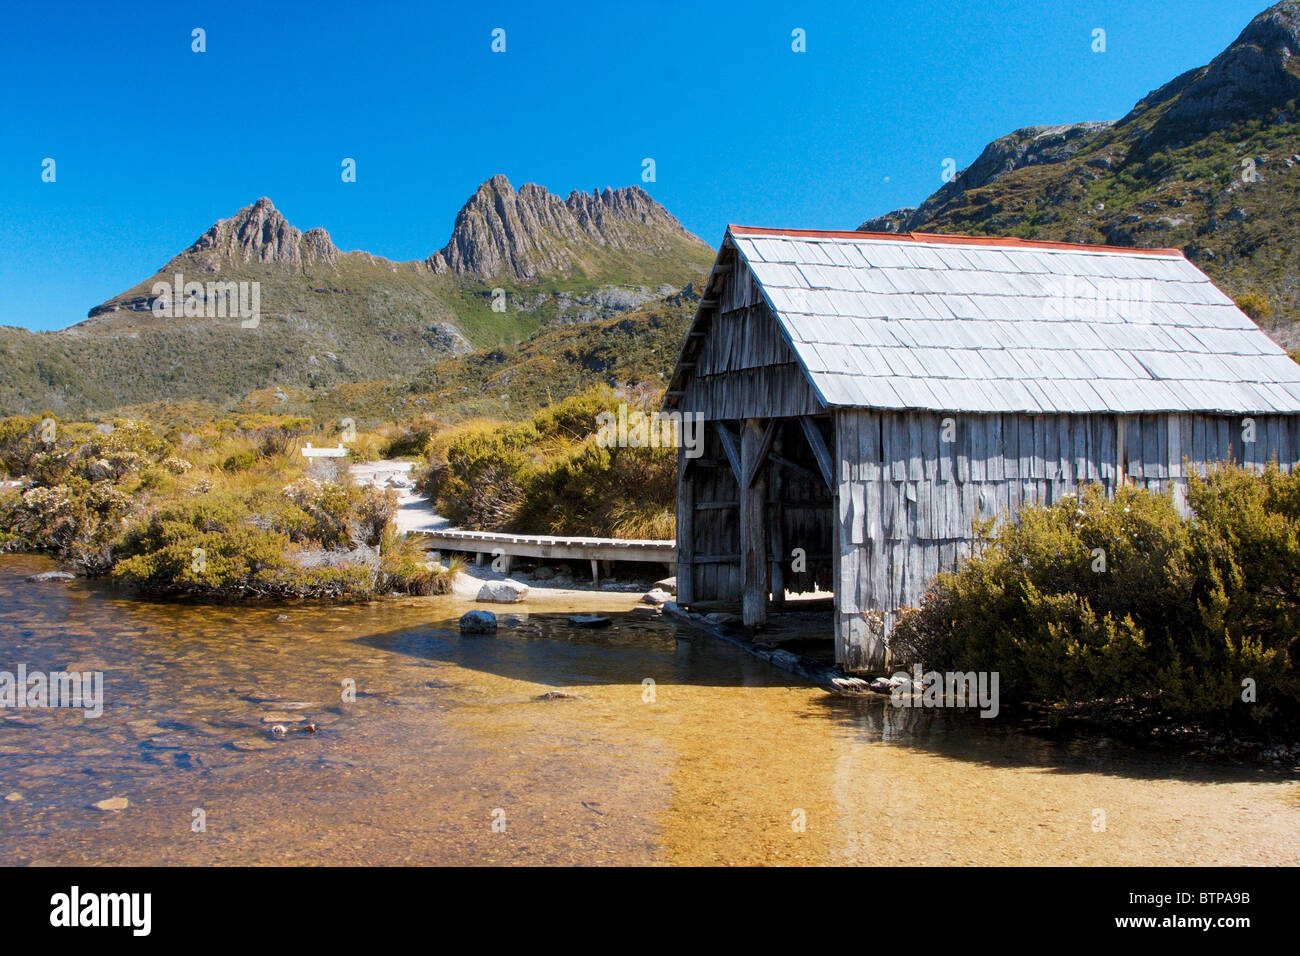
[663,225,1300,672]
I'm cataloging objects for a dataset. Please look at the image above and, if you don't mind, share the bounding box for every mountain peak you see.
[427,176,709,281]
[853,0,1300,332]
[184,198,339,270]
[1125,0,1300,137]
[860,2,1300,235]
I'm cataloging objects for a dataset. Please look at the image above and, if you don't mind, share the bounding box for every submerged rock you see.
[535,690,579,701]
[92,796,129,812]
[25,571,75,583]
[567,615,612,628]
[459,610,498,634]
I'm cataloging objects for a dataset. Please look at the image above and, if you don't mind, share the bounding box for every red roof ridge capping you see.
[726,224,1186,258]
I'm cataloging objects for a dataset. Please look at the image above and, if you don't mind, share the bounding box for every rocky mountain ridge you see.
[1,177,714,416]
[427,175,708,281]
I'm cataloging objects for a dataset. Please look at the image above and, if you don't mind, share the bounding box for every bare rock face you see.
[185,197,340,270]
[1147,0,1300,133]
[301,227,340,266]
[428,175,704,281]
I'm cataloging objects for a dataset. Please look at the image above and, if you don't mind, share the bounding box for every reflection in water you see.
[0,554,1296,866]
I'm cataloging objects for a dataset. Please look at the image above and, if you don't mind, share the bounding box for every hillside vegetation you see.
[421,387,676,540]
[150,289,700,432]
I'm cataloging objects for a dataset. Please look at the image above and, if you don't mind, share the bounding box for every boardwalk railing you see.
[410,529,675,584]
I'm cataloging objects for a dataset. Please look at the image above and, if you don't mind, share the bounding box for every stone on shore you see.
[476,579,529,603]
[459,610,498,634]
[641,588,672,605]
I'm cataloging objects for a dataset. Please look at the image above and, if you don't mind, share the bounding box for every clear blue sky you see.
[0,0,1270,330]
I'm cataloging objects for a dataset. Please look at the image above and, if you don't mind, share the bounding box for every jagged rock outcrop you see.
[49,175,711,416]
[183,197,340,271]
[427,175,709,280]
[1141,1,1300,134]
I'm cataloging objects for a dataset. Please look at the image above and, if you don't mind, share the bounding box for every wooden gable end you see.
[677,253,823,421]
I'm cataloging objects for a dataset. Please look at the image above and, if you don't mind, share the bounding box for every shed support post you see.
[741,418,770,627]
[770,431,786,609]
[676,446,695,604]
[799,416,835,490]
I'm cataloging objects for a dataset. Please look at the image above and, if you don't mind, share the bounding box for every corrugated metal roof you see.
[722,226,1300,415]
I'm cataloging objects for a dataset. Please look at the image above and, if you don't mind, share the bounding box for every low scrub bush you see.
[893,466,1300,724]
[421,387,676,537]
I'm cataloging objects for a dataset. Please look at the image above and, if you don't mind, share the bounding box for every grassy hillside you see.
[196,287,703,430]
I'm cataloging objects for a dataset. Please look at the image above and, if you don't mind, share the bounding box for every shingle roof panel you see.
[723,228,1300,414]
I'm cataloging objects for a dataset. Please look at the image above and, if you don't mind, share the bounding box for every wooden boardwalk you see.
[349,463,675,584]
[410,528,676,583]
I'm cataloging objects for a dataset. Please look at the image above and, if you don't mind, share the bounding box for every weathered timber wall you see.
[682,263,823,421]
[834,408,1300,672]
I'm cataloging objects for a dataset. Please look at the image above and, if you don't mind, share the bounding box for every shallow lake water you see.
[1,554,1296,866]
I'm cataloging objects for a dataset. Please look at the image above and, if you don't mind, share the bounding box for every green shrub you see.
[382,428,434,459]
[424,419,538,530]
[421,386,677,537]
[893,467,1300,724]
[1234,290,1272,323]
[2,479,133,572]
[377,527,459,595]
[222,450,258,472]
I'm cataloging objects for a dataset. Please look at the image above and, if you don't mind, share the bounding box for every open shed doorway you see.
[676,414,838,662]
